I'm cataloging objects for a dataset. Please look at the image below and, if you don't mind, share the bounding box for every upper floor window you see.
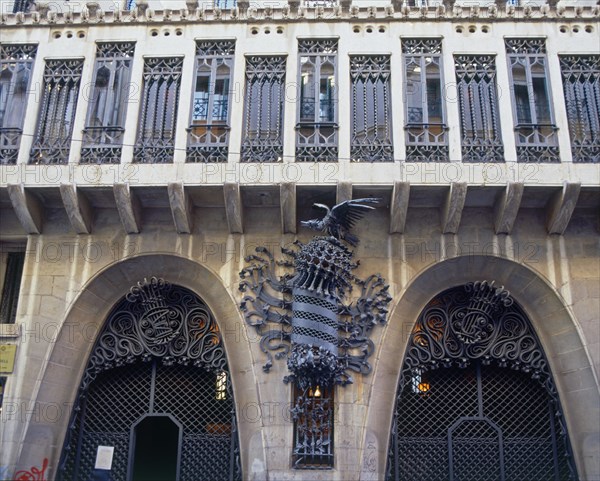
[81,42,135,164]
[214,0,237,7]
[0,250,25,324]
[0,44,36,165]
[30,58,84,164]
[187,40,235,163]
[12,0,32,13]
[402,38,448,162]
[134,57,183,163]
[454,54,503,162]
[241,55,287,162]
[296,39,338,162]
[506,39,559,163]
[560,55,600,163]
[350,55,393,162]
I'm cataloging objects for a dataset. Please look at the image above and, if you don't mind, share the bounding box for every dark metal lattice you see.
[455,55,504,163]
[29,59,84,164]
[402,38,449,162]
[0,44,37,165]
[134,57,183,163]
[505,39,559,163]
[560,55,600,163]
[58,278,241,481]
[241,55,286,162]
[187,40,235,163]
[386,282,578,481]
[296,39,338,162]
[0,251,25,324]
[81,42,136,164]
[350,55,394,162]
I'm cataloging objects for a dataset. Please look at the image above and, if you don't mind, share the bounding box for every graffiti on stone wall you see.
[13,458,48,481]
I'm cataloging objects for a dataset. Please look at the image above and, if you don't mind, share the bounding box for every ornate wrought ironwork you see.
[0,44,37,165]
[187,40,235,163]
[58,278,241,481]
[505,39,559,163]
[386,282,578,481]
[241,56,286,162]
[560,55,600,163]
[240,199,390,468]
[134,57,183,163]
[297,39,338,162]
[350,55,393,162]
[455,55,504,163]
[403,39,448,162]
[81,42,135,164]
[29,59,84,164]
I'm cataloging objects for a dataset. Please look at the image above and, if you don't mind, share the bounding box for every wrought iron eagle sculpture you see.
[301,198,380,246]
[239,198,391,388]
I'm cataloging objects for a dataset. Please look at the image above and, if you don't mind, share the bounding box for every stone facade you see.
[0,1,599,480]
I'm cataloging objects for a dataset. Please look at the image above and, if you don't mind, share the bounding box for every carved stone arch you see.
[15,254,265,481]
[57,277,242,480]
[364,256,598,481]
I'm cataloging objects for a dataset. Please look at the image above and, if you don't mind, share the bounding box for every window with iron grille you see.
[58,280,242,481]
[292,384,334,469]
[11,0,32,12]
[402,38,448,162]
[350,55,393,162]
[134,57,183,163]
[241,55,286,162]
[0,251,25,324]
[0,44,36,165]
[560,55,600,163]
[81,42,135,164]
[386,283,578,481]
[214,0,237,7]
[296,39,338,162]
[29,58,84,164]
[506,39,559,163]
[454,55,504,162]
[187,40,235,163]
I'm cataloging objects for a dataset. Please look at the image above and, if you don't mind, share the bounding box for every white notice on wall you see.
[95,446,114,470]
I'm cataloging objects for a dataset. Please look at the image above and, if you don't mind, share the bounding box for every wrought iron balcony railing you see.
[186,124,230,162]
[296,122,338,162]
[80,126,125,164]
[0,127,22,165]
[405,122,449,162]
[514,123,560,163]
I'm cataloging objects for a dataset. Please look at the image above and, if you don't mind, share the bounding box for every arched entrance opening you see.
[57,277,241,481]
[386,282,578,481]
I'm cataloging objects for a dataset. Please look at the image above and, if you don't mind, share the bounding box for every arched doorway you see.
[386,281,578,481]
[57,277,241,481]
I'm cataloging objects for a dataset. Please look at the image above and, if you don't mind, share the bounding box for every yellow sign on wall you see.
[0,344,17,374]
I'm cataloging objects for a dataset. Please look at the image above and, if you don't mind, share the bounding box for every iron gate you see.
[58,278,241,481]
[386,282,578,481]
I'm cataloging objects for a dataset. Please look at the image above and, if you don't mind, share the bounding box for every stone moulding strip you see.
[1,4,598,27]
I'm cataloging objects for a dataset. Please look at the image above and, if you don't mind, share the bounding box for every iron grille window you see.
[350,55,393,162]
[0,251,25,324]
[11,0,32,12]
[386,284,578,481]
[215,0,237,7]
[454,55,504,162]
[81,42,135,164]
[58,281,242,481]
[29,58,84,164]
[296,39,338,162]
[560,55,600,163]
[0,44,36,165]
[292,384,334,469]
[187,40,235,163]
[402,38,448,162]
[134,57,183,163]
[506,39,559,163]
[241,55,286,162]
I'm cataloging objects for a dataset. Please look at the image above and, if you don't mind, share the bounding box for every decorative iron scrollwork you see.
[239,200,391,388]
